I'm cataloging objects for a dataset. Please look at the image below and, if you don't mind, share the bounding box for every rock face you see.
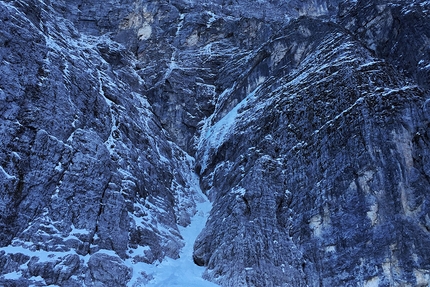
[1,0,198,285]
[194,15,430,286]
[1,0,430,286]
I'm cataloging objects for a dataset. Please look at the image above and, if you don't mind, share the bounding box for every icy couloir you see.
[1,0,430,286]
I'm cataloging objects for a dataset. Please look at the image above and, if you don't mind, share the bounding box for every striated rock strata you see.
[1,0,430,286]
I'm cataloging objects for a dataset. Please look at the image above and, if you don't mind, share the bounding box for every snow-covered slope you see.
[126,176,218,287]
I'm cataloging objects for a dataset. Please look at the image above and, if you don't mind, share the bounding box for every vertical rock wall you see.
[0,0,430,286]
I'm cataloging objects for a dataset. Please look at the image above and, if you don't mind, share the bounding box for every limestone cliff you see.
[1,0,430,286]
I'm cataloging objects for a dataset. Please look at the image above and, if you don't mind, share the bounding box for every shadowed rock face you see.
[1,1,196,285]
[1,0,430,286]
[195,17,430,286]
[338,0,430,89]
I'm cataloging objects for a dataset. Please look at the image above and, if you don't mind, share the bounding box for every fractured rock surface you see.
[1,0,430,286]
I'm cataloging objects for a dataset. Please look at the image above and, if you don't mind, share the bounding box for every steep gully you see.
[1,0,430,286]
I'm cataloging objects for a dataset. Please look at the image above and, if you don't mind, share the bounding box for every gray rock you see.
[0,0,197,285]
[28,254,81,285]
[86,253,132,287]
[0,252,30,275]
[338,0,430,90]
[195,14,430,287]
[1,0,430,286]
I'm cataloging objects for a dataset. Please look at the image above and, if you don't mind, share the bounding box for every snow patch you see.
[0,165,16,180]
[0,244,89,264]
[206,11,217,28]
[232,187,246,197]
[138,24,152,40]
[2,271,22,280]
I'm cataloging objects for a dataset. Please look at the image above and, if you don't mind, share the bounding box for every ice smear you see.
[207,85,260,143]
[198,86,260,172]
